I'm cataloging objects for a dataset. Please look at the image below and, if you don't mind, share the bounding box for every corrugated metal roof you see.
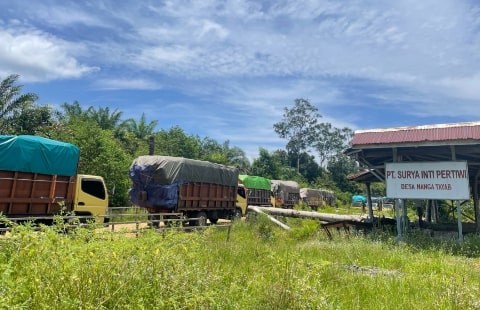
[351,121,480,146]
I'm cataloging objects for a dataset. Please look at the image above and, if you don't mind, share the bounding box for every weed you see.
[1,218,480,308]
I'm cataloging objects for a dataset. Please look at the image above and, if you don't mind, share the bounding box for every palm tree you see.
[86,106,123,131]
[0,74,38,133]
[60,101,85,120]
[123,113,158,139]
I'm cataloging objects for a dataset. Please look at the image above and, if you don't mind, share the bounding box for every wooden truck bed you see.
[0,170,75,216]
[176,182,236,210]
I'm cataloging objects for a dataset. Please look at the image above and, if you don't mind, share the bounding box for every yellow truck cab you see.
[74,174,109,223]
[236,184,248,216]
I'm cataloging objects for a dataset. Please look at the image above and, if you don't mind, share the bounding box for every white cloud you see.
[95,78,161,90]
[0,27,97,81]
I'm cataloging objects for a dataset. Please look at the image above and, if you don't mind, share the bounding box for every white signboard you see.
[385,161,470,200]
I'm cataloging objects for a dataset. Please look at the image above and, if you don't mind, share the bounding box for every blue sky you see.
[2,1,480,161]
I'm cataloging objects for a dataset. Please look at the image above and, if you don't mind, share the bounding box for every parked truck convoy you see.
[129,155,242,226]
[0,135,109,225]
[237,174,272,209]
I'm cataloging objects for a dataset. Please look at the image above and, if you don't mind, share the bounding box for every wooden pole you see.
[249,206,366,223]
[248,206,291,230]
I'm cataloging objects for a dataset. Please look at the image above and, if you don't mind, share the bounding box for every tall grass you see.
[1,214,480,309]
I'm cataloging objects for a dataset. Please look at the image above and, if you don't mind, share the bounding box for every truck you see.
[300,188,323,211]
[129,155,240,226]
[300,188,336,211]
[270,180,300,208]
[237,174,272,210]
[0,135,109,226]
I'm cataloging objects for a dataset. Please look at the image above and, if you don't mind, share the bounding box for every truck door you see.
[236,185,247,215]
[74,175,109,222]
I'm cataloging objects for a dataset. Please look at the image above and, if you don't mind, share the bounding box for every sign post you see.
[385,161,469,241]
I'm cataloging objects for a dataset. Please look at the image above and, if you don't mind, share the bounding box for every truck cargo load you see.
[271,180,300,208]
[0,135,79,176]
[130,155,238,186]
[129,156,240,225]
[238,175,272,207]
[238,175,271,191]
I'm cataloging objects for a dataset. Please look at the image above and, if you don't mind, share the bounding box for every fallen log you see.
[249,206,367,223]
[248,206,291,230]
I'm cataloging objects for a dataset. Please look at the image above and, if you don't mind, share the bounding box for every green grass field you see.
[1,213,480,309]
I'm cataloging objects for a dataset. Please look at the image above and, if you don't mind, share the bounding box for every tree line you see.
[0,74,374,207]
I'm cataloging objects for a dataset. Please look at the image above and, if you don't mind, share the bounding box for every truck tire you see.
[148,214,160,228]
[207,211,219,224]
[190,211,207,227]
[231,208,242,221]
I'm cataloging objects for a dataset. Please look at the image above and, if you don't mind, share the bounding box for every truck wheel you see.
[190,211,207,227]
[232,208,242,221]
[197,211,207,226]
[148,214,160,228]
[207,211,219,225]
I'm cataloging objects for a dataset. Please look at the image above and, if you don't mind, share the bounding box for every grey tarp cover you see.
[0,135,79,176]
[300,188,323,199]
[130,155,238,186]
[129,156,238,209]
[271,180,300,194]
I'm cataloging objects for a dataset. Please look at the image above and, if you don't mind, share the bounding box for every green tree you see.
[0,74,39,133]
[270,149,301,180]
[225,145,250,173]
[85,106,123,131]
[10,104,55,135]
[250,148,282,179]
[273,98,320,173]
[49,118,132,207]
[314,124,353,167]
[297,152,321,183]
[123,113,158,140]
[327,153,362,194]
[60,101,85,121]
[154,126,201,158]
[198,138,249,168]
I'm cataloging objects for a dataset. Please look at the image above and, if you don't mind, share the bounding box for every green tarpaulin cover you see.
[131,155,238,186]
[239,174,271,190]
[0,135,80,176]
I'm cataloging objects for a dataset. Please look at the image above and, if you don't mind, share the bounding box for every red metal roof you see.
[351,121,480,146]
